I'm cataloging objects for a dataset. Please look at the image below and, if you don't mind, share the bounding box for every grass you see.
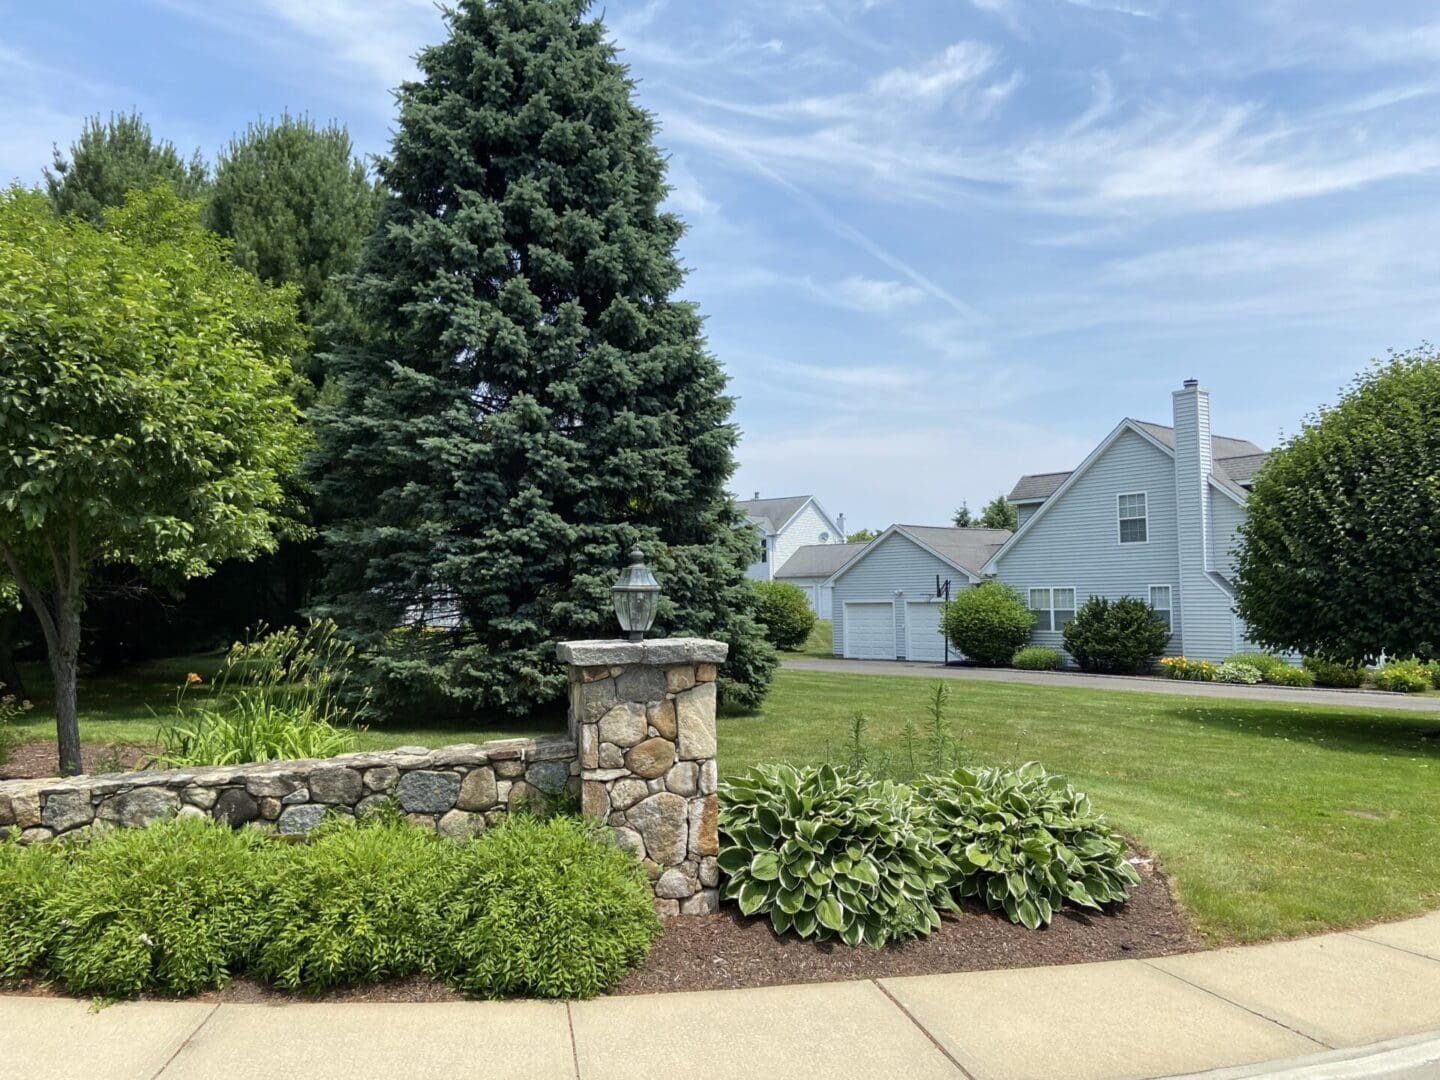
[7,654,559,754]
[10,653,1440,946]
[720,670,1440,944]
[781,619,833,659]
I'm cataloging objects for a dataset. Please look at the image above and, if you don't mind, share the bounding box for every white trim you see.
[983,419,1175,574]
[1209,473,1248,506]
[824,524,983,588]
[903,598,946,662]
[1117,490,1150,546]
[841,599,897,660]
[775,496,843,541]
[1028,585,1076,633]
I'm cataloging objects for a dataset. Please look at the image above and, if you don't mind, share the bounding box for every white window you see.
[759,538,768,563]
[1149,585,1173,632]
[1118,492,1148,544]
[1028,587,1076,632]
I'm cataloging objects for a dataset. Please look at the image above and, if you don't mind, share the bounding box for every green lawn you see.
[721,670,1440,944]
[9,655,1440,945]
[781,618,833,659]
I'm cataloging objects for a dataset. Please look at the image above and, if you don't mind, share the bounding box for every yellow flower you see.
[187,672,203,686]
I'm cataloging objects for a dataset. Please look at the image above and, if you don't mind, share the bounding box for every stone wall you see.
[0,735,578,845]
[0,637,729,918]
[558,637,728,917]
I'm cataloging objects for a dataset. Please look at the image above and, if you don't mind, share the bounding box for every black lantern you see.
[612,547,660,642]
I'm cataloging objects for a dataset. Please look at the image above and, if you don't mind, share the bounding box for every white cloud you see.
[829,275,926,312]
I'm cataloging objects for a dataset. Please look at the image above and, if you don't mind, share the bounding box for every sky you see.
[2,0,1438,532]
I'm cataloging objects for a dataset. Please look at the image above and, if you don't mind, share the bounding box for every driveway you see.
[783,658,1440,713]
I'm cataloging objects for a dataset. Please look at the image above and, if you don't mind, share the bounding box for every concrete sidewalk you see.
[5,912,1440,1080]
[783,657,1440,713]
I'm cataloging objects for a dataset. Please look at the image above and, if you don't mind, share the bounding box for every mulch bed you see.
[0,741,156,782]
[1,850,1198,1004]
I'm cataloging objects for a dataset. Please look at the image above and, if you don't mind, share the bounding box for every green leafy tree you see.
[845,527,881,543]
[977,493,1018,531]
[312,0,775,717]
[0,186,306,774]
[942,582,1034,666]
[206,113,385,384]
[45,111,208,221]
[1235,347,1440,662]
[951,503,973,528]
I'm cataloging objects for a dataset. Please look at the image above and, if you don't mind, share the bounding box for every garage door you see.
[844,602,895,660]
[905,601,946,663]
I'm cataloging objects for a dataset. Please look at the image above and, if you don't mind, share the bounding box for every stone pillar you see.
[556,637,728,916]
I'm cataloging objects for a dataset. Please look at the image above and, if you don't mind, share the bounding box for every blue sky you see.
[3,1,1438,530]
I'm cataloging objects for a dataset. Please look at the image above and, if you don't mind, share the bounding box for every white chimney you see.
[836,513,847,542]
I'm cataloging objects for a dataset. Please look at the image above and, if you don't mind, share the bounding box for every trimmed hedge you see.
[1062,596,1170,674]
[1302,656,1366,689]
[942,582,1035,666]
[1011,646,1060,671]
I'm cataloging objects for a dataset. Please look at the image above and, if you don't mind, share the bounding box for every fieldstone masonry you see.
[0,637,728,917]
[558,637,727,917]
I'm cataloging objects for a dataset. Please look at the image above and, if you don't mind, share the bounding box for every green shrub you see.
[0,834,68,980]
[942,582,1035,667]
[752,580,818,651]
[718,763,955,947]
[1225,652,1311,686]
[920,763,1140,929]
[1158,656,1217,681]
[41,817,268,997]
[156,620,366,767]
[1371,658,1433,693]
[1062,596,1170,674]
[1216,661,1262,684]
[251,812,456,991]
[436,815,659,999]
[1302,656,1366,688]
[1011,646,1059,671]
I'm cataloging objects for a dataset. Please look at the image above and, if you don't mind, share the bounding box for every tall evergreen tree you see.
[977,493,1019,531]
[206,114,384,385]
[313,0,775,715]
[45,111,208,221]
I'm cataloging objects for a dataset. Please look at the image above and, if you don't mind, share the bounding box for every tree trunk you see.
[50,599,82,776]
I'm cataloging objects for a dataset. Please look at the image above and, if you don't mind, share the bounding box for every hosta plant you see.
[920,762,1140,929]
[718,764,956,947]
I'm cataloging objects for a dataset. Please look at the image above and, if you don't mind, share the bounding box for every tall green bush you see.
[752,581,818,651]
[942,582,1035,666]
[1302,655,1366,688]
[0,834,68,980]
[1062,596,1170,674]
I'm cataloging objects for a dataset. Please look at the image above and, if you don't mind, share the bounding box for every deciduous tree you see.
[0,187,306,773]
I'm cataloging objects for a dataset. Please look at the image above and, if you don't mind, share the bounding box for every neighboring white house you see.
[774,542,868,619]
[735,495,846,587]
[823,525,1011,661]
[984,379,1268,664]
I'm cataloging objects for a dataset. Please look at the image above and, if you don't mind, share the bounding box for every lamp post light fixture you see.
[612,547,660,642]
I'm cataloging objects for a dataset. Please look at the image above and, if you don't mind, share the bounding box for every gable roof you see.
[826,524,1012,587]
[775,542,868,579]
[1007,421,1267,506]
[734,496,813,534]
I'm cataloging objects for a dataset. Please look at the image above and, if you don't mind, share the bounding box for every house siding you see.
[774,503,841,571]
[1173,389,1239,661]
[1209,491,1246,580]
[1016,504,1040,528]
[779,575,834,619]
[993,428,1184,661]
[830,531,962,659]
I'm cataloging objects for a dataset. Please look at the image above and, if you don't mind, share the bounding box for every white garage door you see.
[905,601,946,663]
[844,602,895,660]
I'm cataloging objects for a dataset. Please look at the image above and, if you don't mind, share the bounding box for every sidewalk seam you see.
[871,979,976,1078]
[1140,961,1330,1050]
[149,1001,220,1079]
[566,1001,581,1080]
[1344,931,1440,966]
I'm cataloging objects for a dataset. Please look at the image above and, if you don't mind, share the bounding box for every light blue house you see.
[984,379,1268,664]
[824,380,1269,664]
